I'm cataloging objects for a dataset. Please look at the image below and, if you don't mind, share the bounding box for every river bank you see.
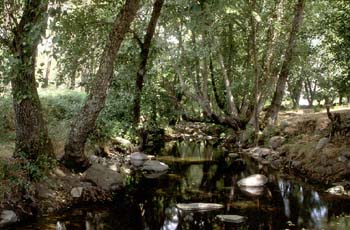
[1,108,350,228]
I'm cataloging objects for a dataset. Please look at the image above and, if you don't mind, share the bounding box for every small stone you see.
[70,187,83,198]
[269,136,285,150]
[228,153,239,159]
[326,185,345,196]
[0,210,18,227]
[316,137,329,151]
[216,214,247,224]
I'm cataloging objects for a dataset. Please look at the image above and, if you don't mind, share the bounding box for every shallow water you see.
[13,140,350,230]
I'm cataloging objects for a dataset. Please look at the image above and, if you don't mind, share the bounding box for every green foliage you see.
[0,96,15,132]
[41,90,86,121]
[15,151,57,181]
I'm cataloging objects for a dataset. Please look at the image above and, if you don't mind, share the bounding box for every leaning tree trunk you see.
[133,0,164,125]
[63,0,140,171]
[9,1,53,160]
[264,0,305,124]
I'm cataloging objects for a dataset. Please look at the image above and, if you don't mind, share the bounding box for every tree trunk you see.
[209,57,225,110]
[218,52,238,117]
[63,0,140,171]
[264,0,305,124]
[133,0,164,125]
[9,1,53,161]
[42,59,51,88]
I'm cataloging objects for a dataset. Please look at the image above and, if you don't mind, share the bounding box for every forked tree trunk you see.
[133,0,164,125]
[265,0,305,124]
[10,1,53,160]
[63,0,140,171]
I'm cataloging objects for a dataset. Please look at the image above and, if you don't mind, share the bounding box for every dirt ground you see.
[272,106,350,186]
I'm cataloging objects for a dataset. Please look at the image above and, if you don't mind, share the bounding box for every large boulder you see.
[142,160,169,172]
[269,136,285,150]
[84,163,124,191]
[237,174,268,187]
[0,210,18,227]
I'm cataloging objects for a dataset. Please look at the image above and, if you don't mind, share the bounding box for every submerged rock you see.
[176,203,223,212]
[84,163,124,191]
[142,160,169,172]
[143,170,168,179]
[237,174,268,187]
[216,214,247,224]
[0,210,18,227]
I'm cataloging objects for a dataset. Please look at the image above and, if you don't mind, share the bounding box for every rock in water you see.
[142,160,169,172]
[0,210,18,227]
[237,174,268,187]
[216,214,247,224]
[129,152,149,167]
[239,186,265,197]
[176,203,223,212]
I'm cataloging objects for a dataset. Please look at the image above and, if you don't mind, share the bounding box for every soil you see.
[257,107,350,187]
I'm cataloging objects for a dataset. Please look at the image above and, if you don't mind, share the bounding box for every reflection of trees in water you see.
[274,179,329,229]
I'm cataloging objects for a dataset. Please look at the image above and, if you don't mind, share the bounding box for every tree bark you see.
[10,1,53,160]
[264,0,305,124]
[63,0,140,171]
[42,59,51,88]
[133,0,164,125]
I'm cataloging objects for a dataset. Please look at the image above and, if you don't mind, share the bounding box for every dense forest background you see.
[0,0,349,177]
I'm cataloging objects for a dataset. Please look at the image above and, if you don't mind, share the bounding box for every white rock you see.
[216,214,247,224]
[237,174,268,187]
[70,187,83,198]
[0,210,18,227]
[176,203,223,212]
[326,185,346,196]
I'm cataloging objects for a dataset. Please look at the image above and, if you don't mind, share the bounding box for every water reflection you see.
[15,140,350,230]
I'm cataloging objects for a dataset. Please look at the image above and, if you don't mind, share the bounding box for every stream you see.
[12,140,350,229]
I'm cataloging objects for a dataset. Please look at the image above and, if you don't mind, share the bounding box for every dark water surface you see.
[13,140,350,229]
